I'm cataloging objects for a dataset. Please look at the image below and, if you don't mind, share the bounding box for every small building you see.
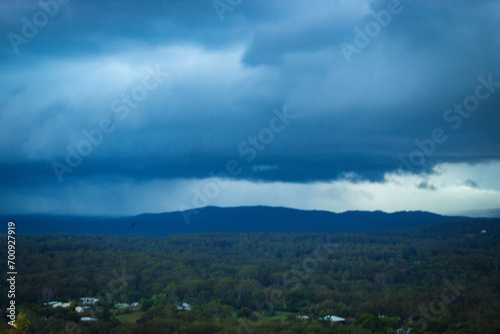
[176,302,191,311]
[115,303,130,310]
[81,297,99,305]
[76,306,92,314]
[296,315,310,321]
[80,317,97,322]
[397,328,412,334]
[46,301,60,305]
[47,302,71,308]
[132,302,140,307]
[481,230,487,234]
[319,315,345,323]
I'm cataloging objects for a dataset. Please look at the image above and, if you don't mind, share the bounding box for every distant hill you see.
[2,206,481,237]
[457,207,500,218]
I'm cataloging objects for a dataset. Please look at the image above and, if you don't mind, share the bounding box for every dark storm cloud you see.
[1,0,500,213]
[0,0,239,59]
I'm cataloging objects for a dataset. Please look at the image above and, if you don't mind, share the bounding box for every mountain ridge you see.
[2,205,485,237]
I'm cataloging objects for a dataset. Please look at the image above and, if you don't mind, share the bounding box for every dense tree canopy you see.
[1,219,499,333]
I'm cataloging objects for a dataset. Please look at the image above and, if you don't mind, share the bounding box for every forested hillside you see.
[1,219,499,333]
[5,206,473,236]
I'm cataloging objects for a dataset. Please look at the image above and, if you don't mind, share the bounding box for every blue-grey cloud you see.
[0,0,499,214]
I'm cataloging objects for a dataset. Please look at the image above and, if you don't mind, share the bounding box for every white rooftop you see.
[320,315,345,322]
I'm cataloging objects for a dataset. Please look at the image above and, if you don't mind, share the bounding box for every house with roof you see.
[319,315,345,323]
[45,301,71,308]
[176,302,191,311]
[115,303,130,310]
[80,297,99,305]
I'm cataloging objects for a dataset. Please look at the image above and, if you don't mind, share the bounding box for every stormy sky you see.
[1,0,499,216]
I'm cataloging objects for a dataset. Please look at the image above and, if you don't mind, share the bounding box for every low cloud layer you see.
[1,0,499,215]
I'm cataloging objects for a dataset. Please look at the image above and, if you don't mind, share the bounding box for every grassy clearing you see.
[263,311,293,321]
[115,311,144,324]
